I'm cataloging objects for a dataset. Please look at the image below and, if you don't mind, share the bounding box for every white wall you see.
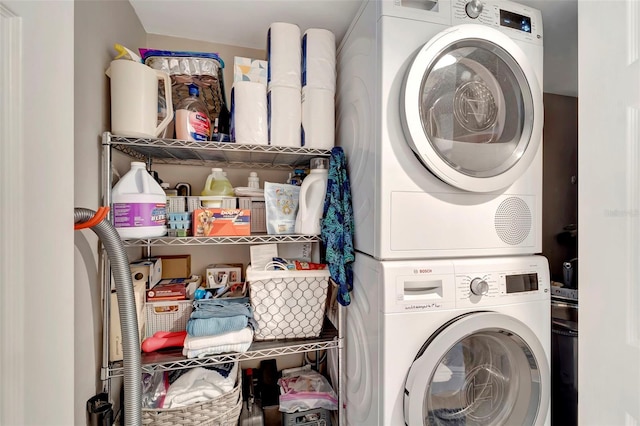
[0,1,75,424]
[578,0,640,423]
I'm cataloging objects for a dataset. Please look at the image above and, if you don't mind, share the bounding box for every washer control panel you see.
[383,255,549,313]
[454,265,548,306]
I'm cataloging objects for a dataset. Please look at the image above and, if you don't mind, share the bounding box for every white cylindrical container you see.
[295,158,329,235]
[267,22,302,89]
[268,85,301,147]
[112,162,167,239]
[302,28,336,92]
[248,172,260,189]
[301,86,335,150]
[230,81,268,144]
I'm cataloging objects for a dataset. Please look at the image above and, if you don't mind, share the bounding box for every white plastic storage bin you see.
[246,266,329,340]
[145,299,193,338]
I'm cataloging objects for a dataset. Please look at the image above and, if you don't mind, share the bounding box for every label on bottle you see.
[113,203,166,228]
[176,110,210,141]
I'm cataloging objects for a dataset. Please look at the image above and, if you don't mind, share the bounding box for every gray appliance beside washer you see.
[551,288,578,426]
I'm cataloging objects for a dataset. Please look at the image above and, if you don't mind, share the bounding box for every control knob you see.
[465,0,484,19]
[470,278,489,296]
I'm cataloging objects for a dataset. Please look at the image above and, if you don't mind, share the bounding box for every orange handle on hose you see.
[74,206,110,230]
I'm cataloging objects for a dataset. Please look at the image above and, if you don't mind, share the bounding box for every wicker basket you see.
[142,367,242,426]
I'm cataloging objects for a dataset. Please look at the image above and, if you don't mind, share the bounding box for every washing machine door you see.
[401,24,543,193]
[403,312,549,426]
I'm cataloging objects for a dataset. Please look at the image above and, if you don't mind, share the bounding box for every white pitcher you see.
[106,59,173,138]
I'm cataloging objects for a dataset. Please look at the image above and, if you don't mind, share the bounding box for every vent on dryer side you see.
[494,197,532,245]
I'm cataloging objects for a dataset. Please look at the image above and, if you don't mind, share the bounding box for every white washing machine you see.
[337,0,544,259]
[345,254,550,425]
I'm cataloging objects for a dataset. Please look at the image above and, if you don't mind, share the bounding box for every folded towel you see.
[163,363,238,408]
[186,315,249,337]
[183,341,253,359]
[321,147,355,306]
[183,327,254,350]
[192,297,252,317]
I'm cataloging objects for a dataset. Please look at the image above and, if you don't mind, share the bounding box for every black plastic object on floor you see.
[87,393,113,426]
[260,359,280,407]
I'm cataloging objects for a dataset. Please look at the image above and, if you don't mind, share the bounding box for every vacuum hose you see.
[75,208,141,426]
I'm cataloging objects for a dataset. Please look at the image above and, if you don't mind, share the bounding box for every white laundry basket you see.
[246,266,329,340]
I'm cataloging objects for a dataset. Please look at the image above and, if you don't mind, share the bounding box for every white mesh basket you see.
[246,266,329,340]
[167,196,187,213]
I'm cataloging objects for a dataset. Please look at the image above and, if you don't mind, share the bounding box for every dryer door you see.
[403,312,549,426]
[401,24,543,193]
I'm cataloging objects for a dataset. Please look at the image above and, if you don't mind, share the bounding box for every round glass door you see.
[402,25,543,192]
[404,312,549,425]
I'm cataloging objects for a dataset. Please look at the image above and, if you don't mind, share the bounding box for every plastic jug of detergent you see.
[112,162,167,239]
[295,158,328,235]
[201,168,235,198]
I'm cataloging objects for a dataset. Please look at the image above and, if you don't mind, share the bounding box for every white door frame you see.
[0,3,25,425]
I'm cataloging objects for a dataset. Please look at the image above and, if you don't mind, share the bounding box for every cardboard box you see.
[130,257,162,289]
[234,56,268,85]
[193,208,251,237]
[109,282,146,361]
[147,276,202,302]
[147,279,187,301]
[160,254,191,278]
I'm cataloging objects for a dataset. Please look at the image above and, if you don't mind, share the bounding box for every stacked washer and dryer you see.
[335,0,550,424]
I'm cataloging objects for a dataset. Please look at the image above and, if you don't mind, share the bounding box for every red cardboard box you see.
[146,279,189,301]
[193,208,251,237]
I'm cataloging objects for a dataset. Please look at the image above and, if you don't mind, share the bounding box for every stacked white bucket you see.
[267,23,336,149]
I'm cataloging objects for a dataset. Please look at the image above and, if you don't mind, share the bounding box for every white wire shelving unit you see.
[99,132,345,424]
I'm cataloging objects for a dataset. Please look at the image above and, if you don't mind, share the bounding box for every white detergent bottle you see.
[112,161,167,239]
[295,157,329,235]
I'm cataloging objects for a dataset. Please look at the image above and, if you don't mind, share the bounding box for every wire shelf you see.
[104,322,341,379]
[121,234,320,247]
[104,133,330,169]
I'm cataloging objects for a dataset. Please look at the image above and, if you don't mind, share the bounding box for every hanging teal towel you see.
[321,147,354,306]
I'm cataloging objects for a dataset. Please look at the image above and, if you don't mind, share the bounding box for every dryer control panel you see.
[451,0,543,44]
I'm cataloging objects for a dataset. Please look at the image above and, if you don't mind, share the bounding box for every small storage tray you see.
[246,266,329,340]
[145,299,193,338]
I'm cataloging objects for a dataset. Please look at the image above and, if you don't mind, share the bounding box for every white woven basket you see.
[141,367,242,426]
[246,266,329,340]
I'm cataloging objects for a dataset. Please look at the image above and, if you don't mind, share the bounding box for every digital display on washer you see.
[506,273,538,293]
[500,9,532,33]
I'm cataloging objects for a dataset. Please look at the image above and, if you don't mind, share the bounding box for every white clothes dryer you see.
[345,253,550,425]
[337,0,544,259]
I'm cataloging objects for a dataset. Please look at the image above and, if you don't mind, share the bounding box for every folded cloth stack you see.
[163,362,238,408]
[183,297,257,359]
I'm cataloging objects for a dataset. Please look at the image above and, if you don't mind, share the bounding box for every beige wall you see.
[74,1,146,423]
[74,7,284,424]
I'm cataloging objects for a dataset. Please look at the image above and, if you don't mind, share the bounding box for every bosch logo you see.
[413,268,433,274]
